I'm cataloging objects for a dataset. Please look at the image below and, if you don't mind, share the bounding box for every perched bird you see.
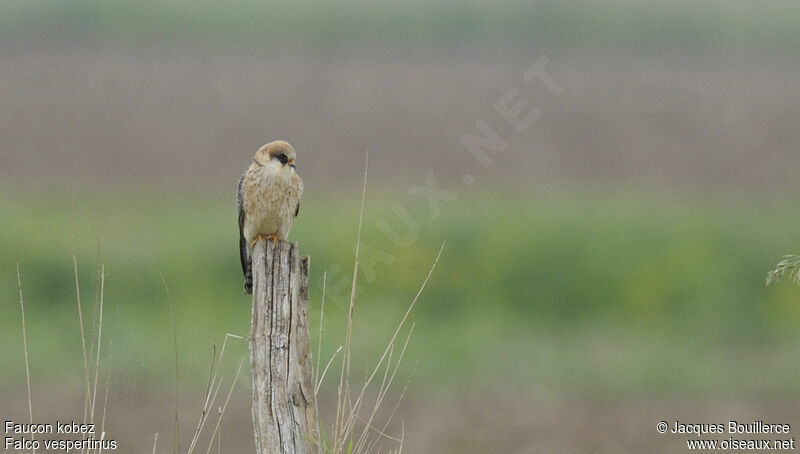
[237,140,304,294]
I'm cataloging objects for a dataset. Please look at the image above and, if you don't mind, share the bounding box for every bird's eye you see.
[275,153,289,165]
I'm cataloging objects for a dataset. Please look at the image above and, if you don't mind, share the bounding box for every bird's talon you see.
[250,233,280,249]
[250,234,265,249]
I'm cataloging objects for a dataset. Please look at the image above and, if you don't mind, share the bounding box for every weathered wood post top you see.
[249,240,321,454]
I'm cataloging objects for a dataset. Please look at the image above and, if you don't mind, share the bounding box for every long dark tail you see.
[243,262,253,295]
[240,236,253,295]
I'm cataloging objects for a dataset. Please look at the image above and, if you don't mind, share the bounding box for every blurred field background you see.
[3,1,800,452]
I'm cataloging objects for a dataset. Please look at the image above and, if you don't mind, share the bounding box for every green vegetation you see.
[2,0,800,53]
[3,190,800,398]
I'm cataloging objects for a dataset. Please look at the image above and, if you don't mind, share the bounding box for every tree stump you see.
[250,240,321,454]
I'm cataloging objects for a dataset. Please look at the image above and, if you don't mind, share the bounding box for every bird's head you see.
[253,140,297,170]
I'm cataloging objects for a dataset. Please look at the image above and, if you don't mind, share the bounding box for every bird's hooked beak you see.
[289,159,296,169]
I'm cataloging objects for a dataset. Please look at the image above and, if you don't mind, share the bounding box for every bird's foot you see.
[250,234,265,249]
[250,233,279,249]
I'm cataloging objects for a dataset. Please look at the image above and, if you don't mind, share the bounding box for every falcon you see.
[237,140,304,294]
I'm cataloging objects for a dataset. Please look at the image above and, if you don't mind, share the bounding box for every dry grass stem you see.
[204,358,245,454]
[90,264,105,425]
[334,151,369,452]
[318,151,445,453]
[72,246,92,428]
[315,271,327,388]
[159,272,181,454]
[316,346,343,396]
[17,264,36,454]
[98,343,113,454]
[187,333,247,454]
[767,254,800,286]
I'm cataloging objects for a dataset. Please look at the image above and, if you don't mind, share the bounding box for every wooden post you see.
[250,240,321,454]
